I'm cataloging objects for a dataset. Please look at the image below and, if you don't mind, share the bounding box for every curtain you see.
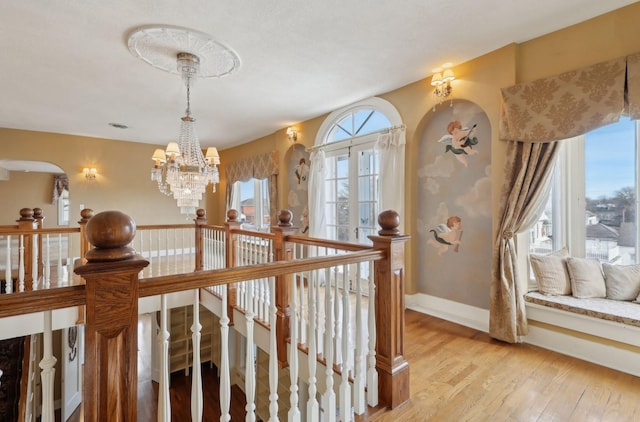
[224,151,279,224]
[376,127,406,232]
[308,149,326,239]
[490,141,559,342]
[52,174,69,204]
[491,52,640,343]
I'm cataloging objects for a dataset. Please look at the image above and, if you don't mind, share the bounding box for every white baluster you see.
[44,234,50,287]
[334,266,342,366]
[191,289,203,421]
[367,262,378,407]
[57,235,63,283]
[32,233,38,289]
[5,235,12,293]
[245,280,256,422]
[219,286,231,422]
[165,229,169,275]
[40,311,57,422]
[268,277,279,421]
[307,270,319,422]
[299,271,307,345]
[147,230,153,278]
[18,235,25,292]
[288,269,301,422]
[339,265,351,422]
[322,267,336,422]
[353,264,365,414]
[156,229,162,274]
[158,295,171,422]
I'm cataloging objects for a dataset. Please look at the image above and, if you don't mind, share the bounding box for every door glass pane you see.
[585,117,636,264]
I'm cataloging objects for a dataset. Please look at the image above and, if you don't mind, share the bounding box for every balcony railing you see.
[0,207,410,421]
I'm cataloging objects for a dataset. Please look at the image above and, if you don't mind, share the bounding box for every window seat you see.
[525,291,640,328]
[524,291,640,353]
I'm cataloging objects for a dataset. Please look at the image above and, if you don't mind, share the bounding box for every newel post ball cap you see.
[227,209,239,222]
[196,208,206,219]
[278,209,293,227]
[18,208,34,221]
[85,211,136,248]
[378,209,400,236]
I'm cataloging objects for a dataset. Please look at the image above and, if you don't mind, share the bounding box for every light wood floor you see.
[66,309,640,421]
[367,310,640,421]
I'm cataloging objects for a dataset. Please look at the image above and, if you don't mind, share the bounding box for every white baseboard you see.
[525,323,640,377]
[405,293,489,333]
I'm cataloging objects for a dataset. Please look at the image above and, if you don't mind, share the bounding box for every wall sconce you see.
[286,127,298,143]
[431,63,455,98]
[83,167,97,181]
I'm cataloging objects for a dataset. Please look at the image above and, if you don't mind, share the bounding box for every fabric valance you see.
[499,53,640,142]
[225,151,279,184]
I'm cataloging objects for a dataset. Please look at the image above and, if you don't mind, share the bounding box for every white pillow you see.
[566,257,606,298]
[603,263,640,301]
[529,248,571,295]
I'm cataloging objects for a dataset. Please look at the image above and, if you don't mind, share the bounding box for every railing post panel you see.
[272,210,296,367]
[78,209,94,265]
[17,208,37,289]
[194,208,207,271]
[368,210,410,409]
[74,211,149,422]
[224,209,242,320]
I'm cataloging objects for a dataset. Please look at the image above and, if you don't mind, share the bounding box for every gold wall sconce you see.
[83,167,97,181]
[286,127,298,143]
[431,63,455,98]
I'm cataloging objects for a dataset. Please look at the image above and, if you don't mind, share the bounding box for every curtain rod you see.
[306,124,406,153]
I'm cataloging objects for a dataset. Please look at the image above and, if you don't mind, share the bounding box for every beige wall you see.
[212,2,640,296]
[4,3,640,297]
[0,128,198,227]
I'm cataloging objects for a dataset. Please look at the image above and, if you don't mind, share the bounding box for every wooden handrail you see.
[285,234,372,251]
[136,223,193,231]
[140,249,384,297]
[0,227,79,236]
[0,249,383,319]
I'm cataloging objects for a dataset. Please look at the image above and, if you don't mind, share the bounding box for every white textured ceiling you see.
[0,1,636,150]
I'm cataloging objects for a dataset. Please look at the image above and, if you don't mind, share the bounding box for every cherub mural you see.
[437,121,479,167]
[294,158,309,187]
[300,207,309,234]
[428,215,463,255]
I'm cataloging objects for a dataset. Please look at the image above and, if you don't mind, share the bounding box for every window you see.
[231,178,270,231]
[528,117,638,269]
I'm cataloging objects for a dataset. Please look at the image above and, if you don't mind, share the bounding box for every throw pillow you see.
[529,248,571,295]
[603,263,640,301]
[566,257,606,298]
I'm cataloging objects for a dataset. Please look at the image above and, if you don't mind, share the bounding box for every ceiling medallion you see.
[127,26,241,78]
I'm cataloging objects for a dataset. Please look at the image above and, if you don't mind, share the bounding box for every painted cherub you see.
[428,215,463,255]
[437,121,479,167]
[294,158,309,185]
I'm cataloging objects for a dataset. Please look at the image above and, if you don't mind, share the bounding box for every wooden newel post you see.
[17,208,37,290]
[368,210,410,409]
[34,208,44,279]
[74,211,149,422]
[194,208,207,271]
[78,209,94,265]
[271,209,296,367]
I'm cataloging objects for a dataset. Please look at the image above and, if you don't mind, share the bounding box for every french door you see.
[324,142,379,245]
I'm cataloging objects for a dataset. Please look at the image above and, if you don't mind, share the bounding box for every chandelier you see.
[150,52,220,215]
[127,26,241,215]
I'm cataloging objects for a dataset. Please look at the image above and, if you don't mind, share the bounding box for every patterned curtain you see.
[492,52,640,343]
[224,151,279,224]
[52,174,69,204]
